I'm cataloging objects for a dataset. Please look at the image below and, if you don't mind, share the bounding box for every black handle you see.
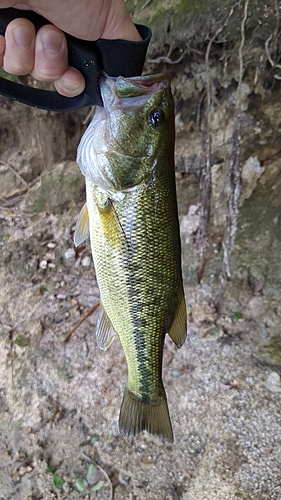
[0,8,102,110]
[0,8,151,111]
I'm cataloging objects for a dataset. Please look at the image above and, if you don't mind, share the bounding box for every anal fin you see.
[96,305,116,351]
[168,288,187,348]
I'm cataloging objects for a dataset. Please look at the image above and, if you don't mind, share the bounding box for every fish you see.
[74,73,187,443]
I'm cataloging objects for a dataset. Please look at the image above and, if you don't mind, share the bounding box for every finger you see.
[3,18,35,75]
[14,4,31,9]
[54,67,85,97]
[0,1,24,6]
[31,25,68,81]
[32,26,85,96]
[0,35,5,66]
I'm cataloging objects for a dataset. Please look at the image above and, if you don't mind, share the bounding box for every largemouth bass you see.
[74,74,187,443]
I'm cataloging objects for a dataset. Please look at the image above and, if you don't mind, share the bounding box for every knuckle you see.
[3,56,34,75]
[31,66,64,82]
[3,64,32,76]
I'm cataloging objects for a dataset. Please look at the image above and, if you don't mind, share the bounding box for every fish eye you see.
[148,108,165,128]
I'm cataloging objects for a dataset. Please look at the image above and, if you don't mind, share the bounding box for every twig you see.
[33,406,64,433]
[82,107,95,125]
[81,454,114,500]
[237,0,249,102]
[0,322,13,331]
[265,34,281,79]
[35,114,48,172]
[0,161,29,189]
[148,40,190,66]
[0,192,26,208]
[13,303,41,329]
[265,0,280,77]
[196,90,206,131]
[96,464,113,500]
[148,51,187,65]
[205,2,238,107]
[141,0,153,9]
[62,301,100,342]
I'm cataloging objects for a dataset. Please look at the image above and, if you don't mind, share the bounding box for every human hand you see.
[0,1,141,97]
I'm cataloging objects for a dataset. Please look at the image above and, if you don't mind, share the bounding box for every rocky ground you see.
[1,167,281,500]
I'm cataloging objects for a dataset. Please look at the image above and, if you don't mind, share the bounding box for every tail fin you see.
[119,383,174,443]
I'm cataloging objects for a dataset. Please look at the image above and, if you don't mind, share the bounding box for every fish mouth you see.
[100,73,171,112]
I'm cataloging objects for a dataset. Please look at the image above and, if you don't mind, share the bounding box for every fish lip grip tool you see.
[0,7,151,111]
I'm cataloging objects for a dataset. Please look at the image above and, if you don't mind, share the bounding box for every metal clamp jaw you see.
[0,8,151,111]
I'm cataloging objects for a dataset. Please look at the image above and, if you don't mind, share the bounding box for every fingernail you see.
[55,77,85,97]
[13,25,34,49]
[41,30,64,55]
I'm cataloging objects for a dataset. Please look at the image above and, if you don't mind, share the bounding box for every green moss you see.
[127,0,209,31]
[13,335,30,348]
[263,337,281,365]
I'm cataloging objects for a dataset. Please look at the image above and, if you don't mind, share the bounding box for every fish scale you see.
[75,74,187,442]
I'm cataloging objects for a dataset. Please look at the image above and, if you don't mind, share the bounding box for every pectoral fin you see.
[168,289,187,348]
[96,305,116,351]
[74,203,89,247]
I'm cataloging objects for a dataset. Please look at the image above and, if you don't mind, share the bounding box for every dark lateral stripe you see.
[127,259,152,397]
[124,235,164,399]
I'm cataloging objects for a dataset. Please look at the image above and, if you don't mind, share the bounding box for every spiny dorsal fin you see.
[168,288,187,348]
[119,382,173,443]
[74,203,89,247]
[96,305,116,351]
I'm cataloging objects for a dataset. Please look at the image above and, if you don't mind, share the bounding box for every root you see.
[62,301,100,342]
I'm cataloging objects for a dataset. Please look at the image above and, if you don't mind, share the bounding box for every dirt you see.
[1,171,281,499]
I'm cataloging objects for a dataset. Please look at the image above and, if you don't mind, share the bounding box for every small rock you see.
[63,248,76,266]
[44,251,55,261]
[82,255,91,267]
[29,321,43,337]
[180,204,200,244]
[18,465,33,476]
[56,293,67,300]
[262,335,281,364]
[192,301,215,323]
[74,257,81,267]
[264,372,281,393]
[240,156,265,205]
[141,455,155,465]
[39,259,48,269]
[200,324,224,341]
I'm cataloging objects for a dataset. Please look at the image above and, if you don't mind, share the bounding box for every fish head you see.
[77,74,175,193]
[103,74,175,157]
